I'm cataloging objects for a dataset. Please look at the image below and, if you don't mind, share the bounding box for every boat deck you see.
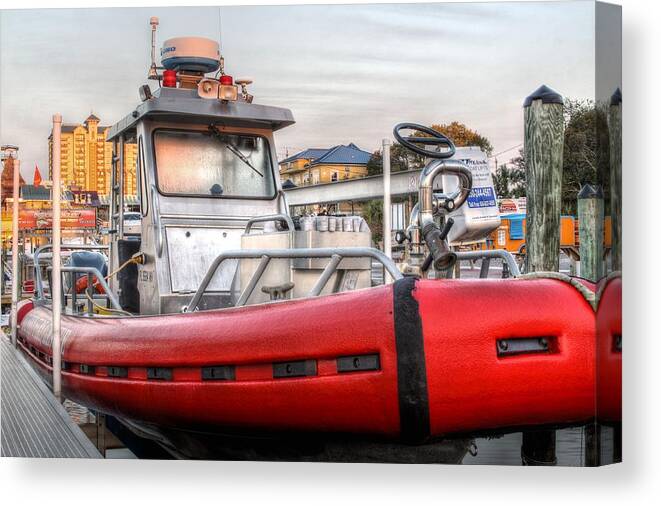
[1,335,101,458]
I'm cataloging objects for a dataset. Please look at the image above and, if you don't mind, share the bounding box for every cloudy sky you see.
[1,1,597,180]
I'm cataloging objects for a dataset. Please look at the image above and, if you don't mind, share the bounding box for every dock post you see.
[608,89,622,271]
[584,422,601,466]
[51,114,63,401]
[523,85,565,273]
[521,85,564,466]
[10,158,20,346]
[382,138,392,283]
[577,184,604,282]
[118,135,125,240]
[96,413,107,457]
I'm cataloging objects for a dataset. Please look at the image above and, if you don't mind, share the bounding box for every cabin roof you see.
[106,87,295,141]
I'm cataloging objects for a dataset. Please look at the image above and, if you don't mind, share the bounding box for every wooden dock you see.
[1,335,101,458]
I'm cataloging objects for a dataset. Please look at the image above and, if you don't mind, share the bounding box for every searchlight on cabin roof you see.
[143,16,253,103]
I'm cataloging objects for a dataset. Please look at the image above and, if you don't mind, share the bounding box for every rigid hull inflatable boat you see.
[14,22,621,459]
[16,273,620,459]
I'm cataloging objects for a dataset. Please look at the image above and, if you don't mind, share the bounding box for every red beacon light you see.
[218,74,238,101]
[162,69,177,88]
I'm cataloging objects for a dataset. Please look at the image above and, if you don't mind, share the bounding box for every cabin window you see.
[331,171,339,182]
[153,130,276,198]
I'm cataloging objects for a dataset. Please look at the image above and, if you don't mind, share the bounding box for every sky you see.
[0,1,597,180]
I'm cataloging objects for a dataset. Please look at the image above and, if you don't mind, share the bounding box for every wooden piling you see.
[521,85,564,466]
[612,421,622,463]
[584,422,601,467]
[608,89,622,271]
[523,85,565,273]
[578,184,605,282]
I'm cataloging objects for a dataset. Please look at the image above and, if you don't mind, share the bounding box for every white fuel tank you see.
[440,147,501,244]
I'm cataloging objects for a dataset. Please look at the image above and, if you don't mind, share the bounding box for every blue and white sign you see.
[467,186,497,209]
[441,147,502,244]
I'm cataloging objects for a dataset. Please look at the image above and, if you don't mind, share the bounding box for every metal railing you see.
[186,247,403,312]
[33,243,110,298]
[455,249,521,278]
[244,213,295,234]
[48,266,122,312]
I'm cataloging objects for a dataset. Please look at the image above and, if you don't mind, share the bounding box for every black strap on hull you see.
[392,276,431,444]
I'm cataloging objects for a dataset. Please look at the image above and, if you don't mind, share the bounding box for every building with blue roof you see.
[279,143,373,187]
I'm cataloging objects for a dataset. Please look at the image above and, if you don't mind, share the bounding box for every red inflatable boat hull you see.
[16,275,620,449]
[596,275,622,422]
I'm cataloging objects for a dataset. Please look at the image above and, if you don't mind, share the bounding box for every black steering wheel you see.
[393,123,456,159]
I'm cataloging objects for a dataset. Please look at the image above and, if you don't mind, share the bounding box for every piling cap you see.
[523,85,564,107]
[578,184,604,199]
[610,87,622,106]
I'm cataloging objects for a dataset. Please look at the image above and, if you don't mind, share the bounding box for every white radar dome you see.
[161,37,221,73]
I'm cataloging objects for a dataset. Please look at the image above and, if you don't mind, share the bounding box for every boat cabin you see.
[105,80,297,314]
[93,30,390,317]
[35,24,495,318]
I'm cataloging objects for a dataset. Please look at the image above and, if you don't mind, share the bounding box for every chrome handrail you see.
[455,250,521,277]
[244,214,295,235]
[48,265,123,311]
[34,243,109,299]
[186,247,403,312]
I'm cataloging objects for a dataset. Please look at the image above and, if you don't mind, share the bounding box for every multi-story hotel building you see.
[48,114,137,196]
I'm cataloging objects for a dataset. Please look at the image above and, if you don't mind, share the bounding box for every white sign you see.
[442,147,502,244]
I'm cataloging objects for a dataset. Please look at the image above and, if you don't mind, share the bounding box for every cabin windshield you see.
[153,130,276,198]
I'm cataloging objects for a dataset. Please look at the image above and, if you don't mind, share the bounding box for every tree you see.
[366,151,383,176]
[362,200,383,244]
[368,121,492,175]
[367,144,425,176]
[430,122,494,156]
[493,150,526,198]
[560,99,610,214]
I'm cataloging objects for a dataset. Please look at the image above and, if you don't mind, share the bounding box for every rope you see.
[85,256,139,292]
[83,291,133,317]
[514,271,597,311]
[594,271,622,309]
[81,256,141,316]
[105,257,139,282]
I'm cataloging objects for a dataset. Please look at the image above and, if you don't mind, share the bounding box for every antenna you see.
[218,7,222,49]
[148,16,160,80]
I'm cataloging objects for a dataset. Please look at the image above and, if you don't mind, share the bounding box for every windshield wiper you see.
[208,124,264,178]
[225,143,263,178]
